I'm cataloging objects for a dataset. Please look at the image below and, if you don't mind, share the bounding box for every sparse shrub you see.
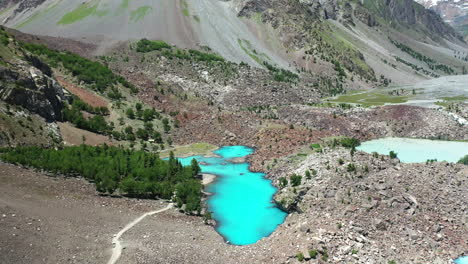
[347,163,356,172]
[290,174,302,187]
[309,249,318,259]
[126,108,135,119]
[458,155,468,165]
[389,151,398,159]
[279,177,288,187]
[339,137,360,148]
[136,39,171,52]
[296,252,304,262]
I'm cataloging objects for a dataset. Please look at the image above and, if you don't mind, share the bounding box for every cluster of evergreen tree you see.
[0,145,203,213]
[458,155,468,165]
[62,98,111,135]
[136,39,172,52]
[21,42,137,93]
[263,61,299,83]
[71,97,109,115]
[390,38,454,75]
[126,102,159,121]
[136,39,225,63]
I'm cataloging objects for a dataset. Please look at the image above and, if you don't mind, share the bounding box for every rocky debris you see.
[266,147,467,263]
[277,104,468,141]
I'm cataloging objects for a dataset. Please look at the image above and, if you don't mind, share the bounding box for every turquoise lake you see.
[357,137,468,163]
[455,256,468,264]
[175,146,287,246]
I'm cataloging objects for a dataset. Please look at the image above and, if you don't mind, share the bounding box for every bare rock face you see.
[354,4,378,27]
[233,0,271,17]
[0,62,64,121]
[0,0,46,12]
[378,0,461,41]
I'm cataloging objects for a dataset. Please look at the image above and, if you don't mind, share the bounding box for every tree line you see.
[21,42,137,94]
[0,145,203,213]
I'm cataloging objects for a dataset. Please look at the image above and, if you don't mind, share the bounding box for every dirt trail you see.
[107,203,174,264]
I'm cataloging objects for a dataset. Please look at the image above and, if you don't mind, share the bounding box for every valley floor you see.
[1,148,467,264]
[0,162,272,264]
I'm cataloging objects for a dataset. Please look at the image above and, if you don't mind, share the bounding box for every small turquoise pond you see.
[175,146,287,246]
[357,137,468,163]
[454,256,468,264]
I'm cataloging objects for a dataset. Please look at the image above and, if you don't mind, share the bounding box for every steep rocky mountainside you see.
[422,0,468,40]
[1,0,467,88]
[365,0,461,41]
[0,27,65,146]
[0,55,64,121]
[0,6,466,264]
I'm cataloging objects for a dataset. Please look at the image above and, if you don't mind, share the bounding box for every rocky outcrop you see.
[0,0,46,13]
[373,0,462,41]
[0,63,64,121]
[354,4,377,27]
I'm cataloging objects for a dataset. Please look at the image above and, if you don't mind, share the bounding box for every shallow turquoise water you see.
[454,256,468,264]
[175,146,287,245]
[357,137,468,163]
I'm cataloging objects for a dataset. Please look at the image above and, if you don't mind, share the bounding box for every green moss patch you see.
[57,2,109,25]
[181,0,189,17]
[130,6,152,22]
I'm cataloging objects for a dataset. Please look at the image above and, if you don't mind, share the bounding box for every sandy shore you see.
[202,174,217,185]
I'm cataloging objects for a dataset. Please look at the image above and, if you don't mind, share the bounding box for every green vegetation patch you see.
[58,3,98,25]
[441,95,468,101]
[328,90,410,107]
[390,38,454,75]
[159,143,218,158]
[21,42,136,94]
[237,38,269,66]
[136,39,172,52]
[435,95,468,109]
[136,39,224,63]
[0,145,203,213]
[181,0,189,17]
[62,97,111,135]
[0,6,13,17]
[251,12,263,24]
[323,136,361,149]
[130,6,152,22]
[57,2,109,25]
[120,0,131,9]
[263,61,299,83]
[458,155,468,165]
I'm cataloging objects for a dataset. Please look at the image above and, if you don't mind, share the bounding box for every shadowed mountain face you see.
[419,0,468,41]
[0,0,467,86]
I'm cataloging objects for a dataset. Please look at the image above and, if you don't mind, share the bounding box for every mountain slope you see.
[1,0,467,86]
[0,0,291,69]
